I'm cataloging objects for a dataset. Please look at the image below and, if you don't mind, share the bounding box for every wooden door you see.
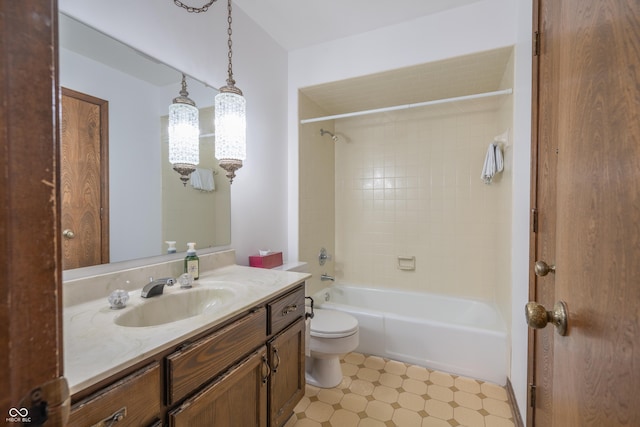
[269,318,305,427]
[529,0,640,425]
[168,347,268,427]
[61,87,109,269]
[0,1,69,425]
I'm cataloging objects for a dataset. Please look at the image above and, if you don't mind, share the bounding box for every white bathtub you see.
[312,284,508,385]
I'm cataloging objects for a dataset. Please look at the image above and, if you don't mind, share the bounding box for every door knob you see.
[534,260,555,276]
[525,301,568,336]
[63,229,75,239]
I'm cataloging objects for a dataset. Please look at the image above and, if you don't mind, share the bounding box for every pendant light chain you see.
[215,0,246,184]
[226,0,234,85]
[173,0,217,13]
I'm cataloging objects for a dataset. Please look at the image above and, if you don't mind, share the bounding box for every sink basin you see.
[114,287,235,327]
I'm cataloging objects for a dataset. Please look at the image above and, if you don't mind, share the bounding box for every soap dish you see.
[108,289,130,309]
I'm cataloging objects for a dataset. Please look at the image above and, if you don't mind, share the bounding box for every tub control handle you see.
[319,247,332,266]
[282,304,298,316]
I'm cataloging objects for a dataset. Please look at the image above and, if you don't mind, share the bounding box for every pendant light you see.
[215,0,246,184]
[168,74,200,185]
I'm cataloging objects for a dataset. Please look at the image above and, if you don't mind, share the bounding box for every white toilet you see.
[306,308,359,388]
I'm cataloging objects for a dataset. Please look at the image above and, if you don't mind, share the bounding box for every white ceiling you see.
[234,0,485,51]
[300,47,514,119]
[60,0,506,117]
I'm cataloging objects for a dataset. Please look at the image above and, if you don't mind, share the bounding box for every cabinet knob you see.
[534,260,555,276]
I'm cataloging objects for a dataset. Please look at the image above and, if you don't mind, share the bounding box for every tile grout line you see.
[289,352,516,427]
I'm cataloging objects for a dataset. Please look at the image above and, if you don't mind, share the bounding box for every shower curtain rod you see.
[300,88,513,124]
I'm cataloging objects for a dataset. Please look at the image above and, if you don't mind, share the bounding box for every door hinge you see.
[533,31,540,56]
[529,383,537,408]
[531,208,538,233]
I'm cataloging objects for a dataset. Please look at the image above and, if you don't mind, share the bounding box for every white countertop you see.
[64,264,310,395]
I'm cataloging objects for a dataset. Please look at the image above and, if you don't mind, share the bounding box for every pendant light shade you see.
[169,74,199,185]
[215,86,246,183]
[215,0,246,184]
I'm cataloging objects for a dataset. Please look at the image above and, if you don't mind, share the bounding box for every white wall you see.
[511,0,534,421]
[60,0,289,265]
[288,0,531,419]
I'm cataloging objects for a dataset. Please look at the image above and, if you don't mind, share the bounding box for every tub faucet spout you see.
[320,273,335,282]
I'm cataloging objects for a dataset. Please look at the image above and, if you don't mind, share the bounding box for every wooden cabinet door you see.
[269,317,305,427]
[168,347,268,427]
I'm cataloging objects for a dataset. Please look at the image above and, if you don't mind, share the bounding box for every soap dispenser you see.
[184,242,199,280]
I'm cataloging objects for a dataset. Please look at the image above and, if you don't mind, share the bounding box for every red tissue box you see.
[249,252,283,269]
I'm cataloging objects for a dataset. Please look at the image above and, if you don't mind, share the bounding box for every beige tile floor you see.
[285,352,515,427]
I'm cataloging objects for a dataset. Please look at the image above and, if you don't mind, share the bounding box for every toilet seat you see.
[310,308,358,338]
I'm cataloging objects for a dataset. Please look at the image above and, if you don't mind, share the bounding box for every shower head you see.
[320,128,339,142]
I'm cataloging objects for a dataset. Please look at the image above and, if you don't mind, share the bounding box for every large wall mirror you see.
[59,12,231,273]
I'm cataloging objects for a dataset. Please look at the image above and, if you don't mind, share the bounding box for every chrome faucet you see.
[320,273,335,282]
[141,277,175,298]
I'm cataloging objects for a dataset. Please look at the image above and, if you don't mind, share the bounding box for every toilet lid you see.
[310,308,358,338]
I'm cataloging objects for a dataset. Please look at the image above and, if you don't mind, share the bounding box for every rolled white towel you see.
[481,143,497,184]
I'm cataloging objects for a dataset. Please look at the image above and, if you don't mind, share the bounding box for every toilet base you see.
[305,355,343,388]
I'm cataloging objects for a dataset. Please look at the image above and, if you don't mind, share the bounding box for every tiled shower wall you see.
[300,55,514,322]
[299,93,335,296]
[334,98,513,325]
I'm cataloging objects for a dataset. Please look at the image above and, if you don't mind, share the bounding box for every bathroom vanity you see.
[64,254,309,427]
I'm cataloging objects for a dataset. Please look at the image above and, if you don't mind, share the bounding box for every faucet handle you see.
[178,273,193,289]
[319,248,332,266]
[108,289,129,309]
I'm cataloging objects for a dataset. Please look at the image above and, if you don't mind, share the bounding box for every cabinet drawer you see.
[68,362,160,427]
[268,285,305,336]
[166,307,266,404]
